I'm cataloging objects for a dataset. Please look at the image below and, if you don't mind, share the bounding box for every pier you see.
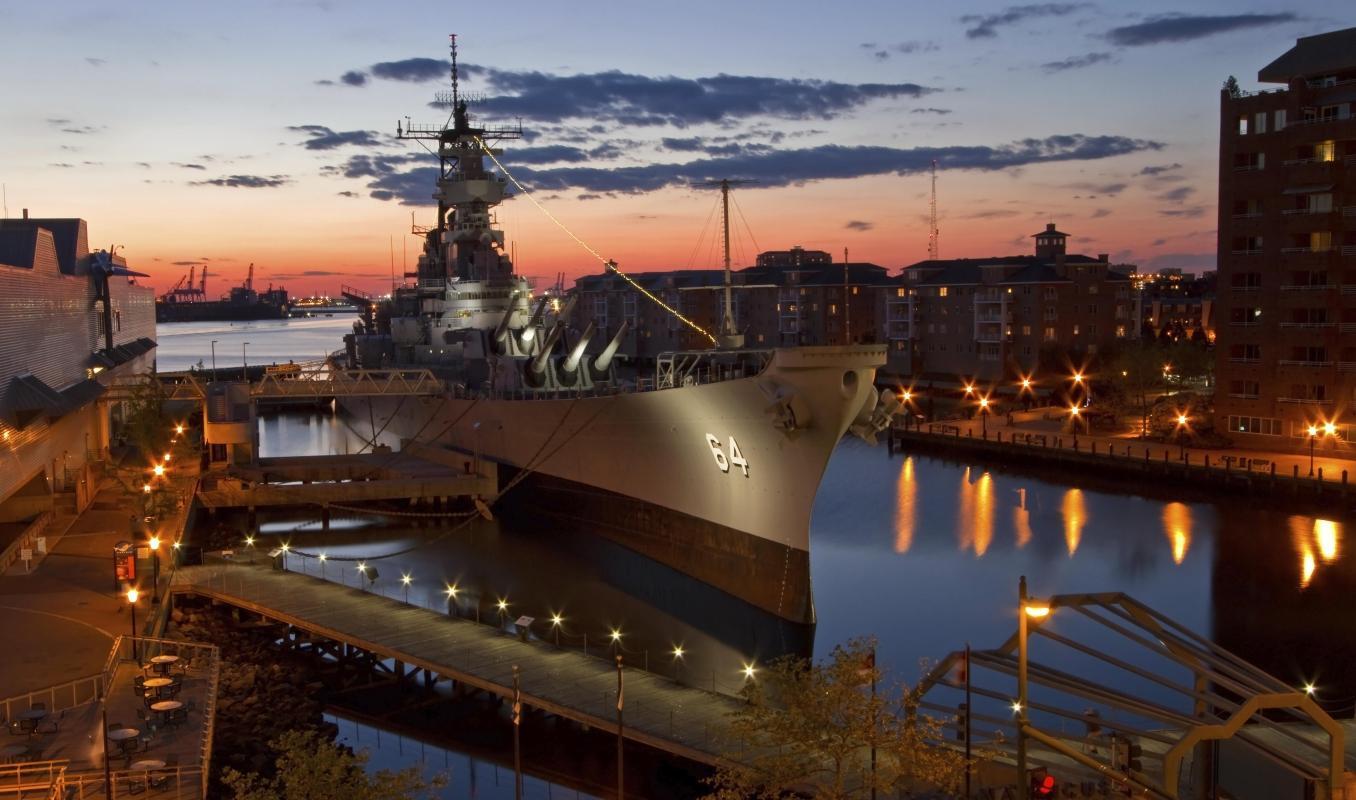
[166,559,746,767]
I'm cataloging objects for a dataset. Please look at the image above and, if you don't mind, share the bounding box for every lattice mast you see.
[696,178,754,347]
[928,159,939,261]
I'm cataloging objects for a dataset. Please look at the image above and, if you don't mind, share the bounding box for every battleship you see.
[339,38,899,623]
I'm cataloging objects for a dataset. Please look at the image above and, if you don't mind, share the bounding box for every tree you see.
[222,730,444,800]
[121,372,169,464]
[704,638,969,800]
[1223,75,1241,98]
[1107,341,1168,437]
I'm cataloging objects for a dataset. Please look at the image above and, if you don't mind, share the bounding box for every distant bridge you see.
[102,364,448,404]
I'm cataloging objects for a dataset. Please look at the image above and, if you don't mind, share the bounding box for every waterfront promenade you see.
[168,558,747,766]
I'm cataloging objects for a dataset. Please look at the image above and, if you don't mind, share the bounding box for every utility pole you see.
[928,159,940,261]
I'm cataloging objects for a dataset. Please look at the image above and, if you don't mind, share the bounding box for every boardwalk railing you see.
[0,674,104,724]
[1,759,206,800]
[0,758,66,799]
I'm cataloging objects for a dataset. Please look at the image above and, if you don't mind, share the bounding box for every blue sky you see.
[0,1,1345,293]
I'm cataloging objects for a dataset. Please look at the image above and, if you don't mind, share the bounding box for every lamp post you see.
[1069,406,1082,447]
[148,536,161,604]
[242,342,250,375]
[1017,576,1051,800]
[900,389,913,431]
[979,396,990,437]
[1308,425,1318,476]
[550,613,563,646]
[126,587,140,660]
[671,645,685,683]
[210,340,218,382]
[1175,414,1189,461]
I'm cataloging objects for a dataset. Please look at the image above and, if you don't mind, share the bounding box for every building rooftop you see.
[1258,26,1356,83]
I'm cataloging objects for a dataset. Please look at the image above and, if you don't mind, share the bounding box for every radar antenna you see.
[928,159,940,261]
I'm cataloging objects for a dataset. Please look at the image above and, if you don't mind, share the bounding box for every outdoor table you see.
[150,655,179,675]
[144,677,173,698]
[107,727,140,742]
[126,758,166,792]
[150,700,183,723]
[15,709,47,735]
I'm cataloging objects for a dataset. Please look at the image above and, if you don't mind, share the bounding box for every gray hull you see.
[341,345,886,622]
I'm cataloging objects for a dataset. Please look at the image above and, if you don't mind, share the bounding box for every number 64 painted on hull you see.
[705,434,749,477]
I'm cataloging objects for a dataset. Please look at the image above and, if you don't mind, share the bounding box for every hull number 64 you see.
[705,434,749,477]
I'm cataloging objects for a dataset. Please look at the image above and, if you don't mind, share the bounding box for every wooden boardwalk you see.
[167,561,745,766]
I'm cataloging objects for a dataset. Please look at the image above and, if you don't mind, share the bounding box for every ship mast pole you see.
[721,179,735,338]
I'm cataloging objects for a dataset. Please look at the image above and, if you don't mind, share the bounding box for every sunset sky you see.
[1,1,1344,296]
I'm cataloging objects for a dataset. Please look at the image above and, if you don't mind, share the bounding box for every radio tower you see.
[927,159,939,261]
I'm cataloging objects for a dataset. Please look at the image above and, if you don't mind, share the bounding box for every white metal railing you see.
[1342,246,1356,257]
[1277,360,1333,367]
[0,674,102,728]
[1344,206,1356,216]
[1280,207,1333,214]
[1279,284,1335,291]
[1341,323,1356,333]
[1339,363,1356,372]
[1228,357,1261,363]
[1230,249,1262,255]
[1227,393,1260,399]
[0,512,52,575]
[1229,321,1261,326]
[1230,212,1263,219]
[1232,164,1264,171]
[1277,397,1331,404]
[1278,322,1334,328]
[1230,285,1261,291]
[1280,246,1333,254]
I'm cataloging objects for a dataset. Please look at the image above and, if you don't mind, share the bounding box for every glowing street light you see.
[318,552,327,580]
[1303,683,1317,696]
[142,484,151,494]
[125,587,140,652]
[401,573,412,603]
[163,452,171,462]
[148,536,161,604]
[1175,413,1190,460]
[741,662,757,681]
[978,395,991,437]
[1016,576,1051,794]
[1068,405,1083,445]
[963,382,976,396]
[550,612,564,645]
[1308,425,1320,477]
[151,464,165,478]
[175,424,185,435]
[671,645,685,659]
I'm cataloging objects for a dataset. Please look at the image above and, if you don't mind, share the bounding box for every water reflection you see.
[894,457,915,554]
[956,468,995,556]
[1289,515,1343,589]
[1013,488,1032,549]
[1162,502,1191,565]
[1061,488,1086,557]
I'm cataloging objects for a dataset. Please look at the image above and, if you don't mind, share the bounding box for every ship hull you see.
[340,345,886,623]
[155,301,289,323]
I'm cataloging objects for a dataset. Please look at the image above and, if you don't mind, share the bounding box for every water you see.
[172,324,1355,788]
[155,317,356,372]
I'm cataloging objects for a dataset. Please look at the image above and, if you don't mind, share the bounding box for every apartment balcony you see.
[1341,323,1356,334]
[1280,246,1334,254]
[1230,249,1263,255]
[1279,284,1337,291]
[974,333,1009,344]
[1339,362,1356,372]
[1228,393,1260,399]
[1232,164,1265,172]
[1278,322,1335,328]
[1230,212,1264,220]
[1230,285,1262,292]
[1277,360,1334,367]
[1280,207,1337,215]
[1343,246,1356,257]
[1228,357,1262,364]
[1277,397,1332,405]
[1228,320,1262,327]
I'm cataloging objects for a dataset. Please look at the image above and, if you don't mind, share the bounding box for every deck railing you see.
[0,673,104,724]
[0,512,52,575]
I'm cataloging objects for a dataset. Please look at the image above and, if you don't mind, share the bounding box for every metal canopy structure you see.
[915,591,1348,799]
[102,365,448,403]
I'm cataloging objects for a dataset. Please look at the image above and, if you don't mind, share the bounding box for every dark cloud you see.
[288,125,384,150]
[910,108,953,115]
[337,191,359,197]
[1090,208,1112,218]
[172,162,207,170]
[1138,162,1182,176]
[1106,13,1298,47]
[340,70,368,87]
[85,57,106,67]
[191,174,290,188]
[576,193,604,201]
[371,58,449,83]
[960,4,1089,38]
[662,137,705,152]
[1067,181,1129,196]
[1159,207,1206,218]
[503,145,592,164]
[964,209,1021,219]
[1158,186,1195,203]
[451,66,937,126]
[1041,52,1113,73]
[845,220,874,231]
[862,40,940,59]
[49,119,101,135]
[170,261,202,266]
[48,163,76,168]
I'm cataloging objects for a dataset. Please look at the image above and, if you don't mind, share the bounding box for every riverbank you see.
[891,425,1356,514]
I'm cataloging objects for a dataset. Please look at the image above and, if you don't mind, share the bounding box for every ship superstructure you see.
[341,37,899,623]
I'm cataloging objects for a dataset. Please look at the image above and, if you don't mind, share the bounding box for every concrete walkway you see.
[924,408,1356,481]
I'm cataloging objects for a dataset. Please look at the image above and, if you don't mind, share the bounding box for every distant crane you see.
[928,159,940,261]
[245,263,255,292]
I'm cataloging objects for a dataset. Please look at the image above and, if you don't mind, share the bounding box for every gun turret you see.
[517,296,550,349]
[590,320,630,379]
[524,321,565,388]
[558,321,596,385]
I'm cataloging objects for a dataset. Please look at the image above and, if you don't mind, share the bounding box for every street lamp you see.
[979,396,991,437]
[126,587,140,658]
[210,340,218,382]
[1175,413,1189,460]
[401,573,412,604]
[1308,425,1319,476]
[242,342,251,374]
[671,645,685,682]
[1069,406,1082,447]
[318,552,327,580]
[1017,576,1050,800]
[900,389,914,430]
[963,382,975,398]
[550,612,564,645]
[152,464,165,478]
[148,536,161,604]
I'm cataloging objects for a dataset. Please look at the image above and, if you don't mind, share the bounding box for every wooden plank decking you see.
[167,561,745,766]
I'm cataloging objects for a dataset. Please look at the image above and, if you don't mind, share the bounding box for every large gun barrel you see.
[560,321,596,379]
[517,296,550,349]
[591,320,630,376]
[492,294,518,352]
[526,321,566,385]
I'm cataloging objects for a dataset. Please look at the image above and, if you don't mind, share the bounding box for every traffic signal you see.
[1029,767,1056,797]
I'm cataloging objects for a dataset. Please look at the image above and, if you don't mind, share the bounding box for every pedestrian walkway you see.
[169,559,747,766]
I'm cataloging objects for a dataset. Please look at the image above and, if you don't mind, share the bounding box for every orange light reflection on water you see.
[974,472,994,557]
[894,457,916,554]
[1289,515,1342,588]
[1062,489,1085,557]
[1013,487,1032,549]
[1162,502,1191,565]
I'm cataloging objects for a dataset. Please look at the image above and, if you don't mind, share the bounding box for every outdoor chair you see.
[38,710,64,734]
[133,675,146,692]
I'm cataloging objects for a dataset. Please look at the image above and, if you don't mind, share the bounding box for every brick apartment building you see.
[570,247,892,364]
[1215,26,1356,450]
[884,224,1135,382]
[1137,269,1217,343]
